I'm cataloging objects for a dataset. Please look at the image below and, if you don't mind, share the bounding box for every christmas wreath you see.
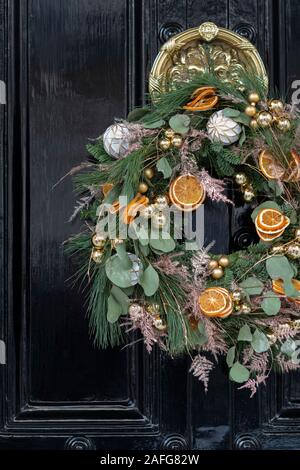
[65,68,300,396]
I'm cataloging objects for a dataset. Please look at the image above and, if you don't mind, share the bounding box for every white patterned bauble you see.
[103,123,131,159]
[207,110,242,146]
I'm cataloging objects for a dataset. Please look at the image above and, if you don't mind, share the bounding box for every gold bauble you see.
[257,111,273,128]
[153,316,167,331]
[294,227,300,240]
[276,117,291,132]
[92,233,106,248]
[248,92,260,103]
[111,238,124,249]
[240,303,251,314]
[232,290,242,303]
[152,211,167,229]
[243,187,256,202]
[235,172,248,185]
[218,255,230,268]
[91,249,104,264]
[267,333,277,345]
[144,167,154,179]
[171,135,183,148]
[140,204,155,219]
[286,243,300,260]
[211,267,224,279]
[138,182,149,194]
[164,128,175,139]
[159,138,171,150]
[268,99,284,114]
[250,118,259,130]
[292,319,300,329]
[245,105,257,117]
[129,303,143,316]
[208,259,219,270]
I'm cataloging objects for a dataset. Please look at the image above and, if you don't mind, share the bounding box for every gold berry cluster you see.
[234,172,256,202]
[159,129,183,150]
[208,255,230,279]
[245,92,291,132]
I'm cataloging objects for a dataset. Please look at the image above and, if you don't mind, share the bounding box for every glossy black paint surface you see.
[0,0,300,450]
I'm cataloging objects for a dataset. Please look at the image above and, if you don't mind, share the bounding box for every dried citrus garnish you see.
[199,287,233,318]
[283,149,300,182]
[272,279,300,304]
[102,183,114,197]
[183,86,219,111]
[255,208,290,242]
[123,193,149,224]
[169,175,205,211]
[259,150,285,180]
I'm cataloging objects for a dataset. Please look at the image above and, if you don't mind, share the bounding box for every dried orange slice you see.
[102,183,114,197]
[283,149,300,182]
[259,150,285,180]
[272,279,300,304]
[123,193,149,224]
[169,175,205,211]
[256,208,289,231]
[256,228,285,242]
[199,287,233,318]
[183,87,219,111]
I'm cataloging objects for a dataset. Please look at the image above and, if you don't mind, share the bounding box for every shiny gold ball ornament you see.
[243,186,256,202]
[267,333,277,345]
[248,92,260,104]
[208,259,219,270]
[140,204,155,219]
[92,233,106,248]
[245,105,257,117]
[211,267,224,280]
[91,249,104,264]
[152,211,167,229]
[138,182,149,194]
[276,117,291,132]
[218,255,230,268]
[171,134,183,148]
[164,128,175,139]
[257,111,273,128]
[159,138,171,151]
[235,172,248,186]
[153,316,167,331]
[129,303,143,317]
[111,238,124,249]
[240,303,251,314]
[232,290,242,303]
[250,118,259,130]
[286,243,300,260]
[144,168,154,179]
[268,99,284,114]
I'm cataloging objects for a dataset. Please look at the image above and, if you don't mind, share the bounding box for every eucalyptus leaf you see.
[238,324,253,342]
[139,243,150,256]
[238,126,246,146]
[226,346,236,367]
[251,329,269,353]
[150,235,176,253]
[127,107,149,122]
[106,254,141,288]
[233,114,251,126]
[169,114,190,134]
[116,243,132,269]
[281,339,296,357]
[261,291,281,316]
[283,278,300,297]
[266,256,294,281]
[138,264,159,296]
[222,108,241,118]
[143,119,165,129]
[251,201,281,222]
[268,180,283,196]
[107,294,122,323]
[156,157,172,178]
[239,277,264,296]
[229,362,250,383]
[110,285,130,314]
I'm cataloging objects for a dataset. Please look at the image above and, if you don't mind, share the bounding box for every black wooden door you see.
[1,0,300,451]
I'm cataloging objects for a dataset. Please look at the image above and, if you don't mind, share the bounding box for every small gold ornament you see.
[270,244,285,255]
[154,195,169,211]
[292,319,300,329]
[147,303,160,315]
[171,134,183,148]
[250,118,259,130]
[111,238,124,249]
[240,303,251,314]
[164,128,175,139]
[159,138,171,150]
[91,249,104,264]
[257,111,273,128]
[268,99,284,114]
[152,211,167,229]
[243,186,256,202]
[286,243,300,260]
[294,227,300,240]
[92,233,106,248]
[144,168,154,179]
[140,204,155,219]
[153,315,167,331]
[208,259,219,270]
[138,182,149,194]
[276,117,291,132]
[235,172,248,185]
[129,303,143,316]
[211,267,224,279]
[245,105,257,117]
[248,92,260,103]
[232,290,242,303]
[218,255,230,268]
[267,333,277,345]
